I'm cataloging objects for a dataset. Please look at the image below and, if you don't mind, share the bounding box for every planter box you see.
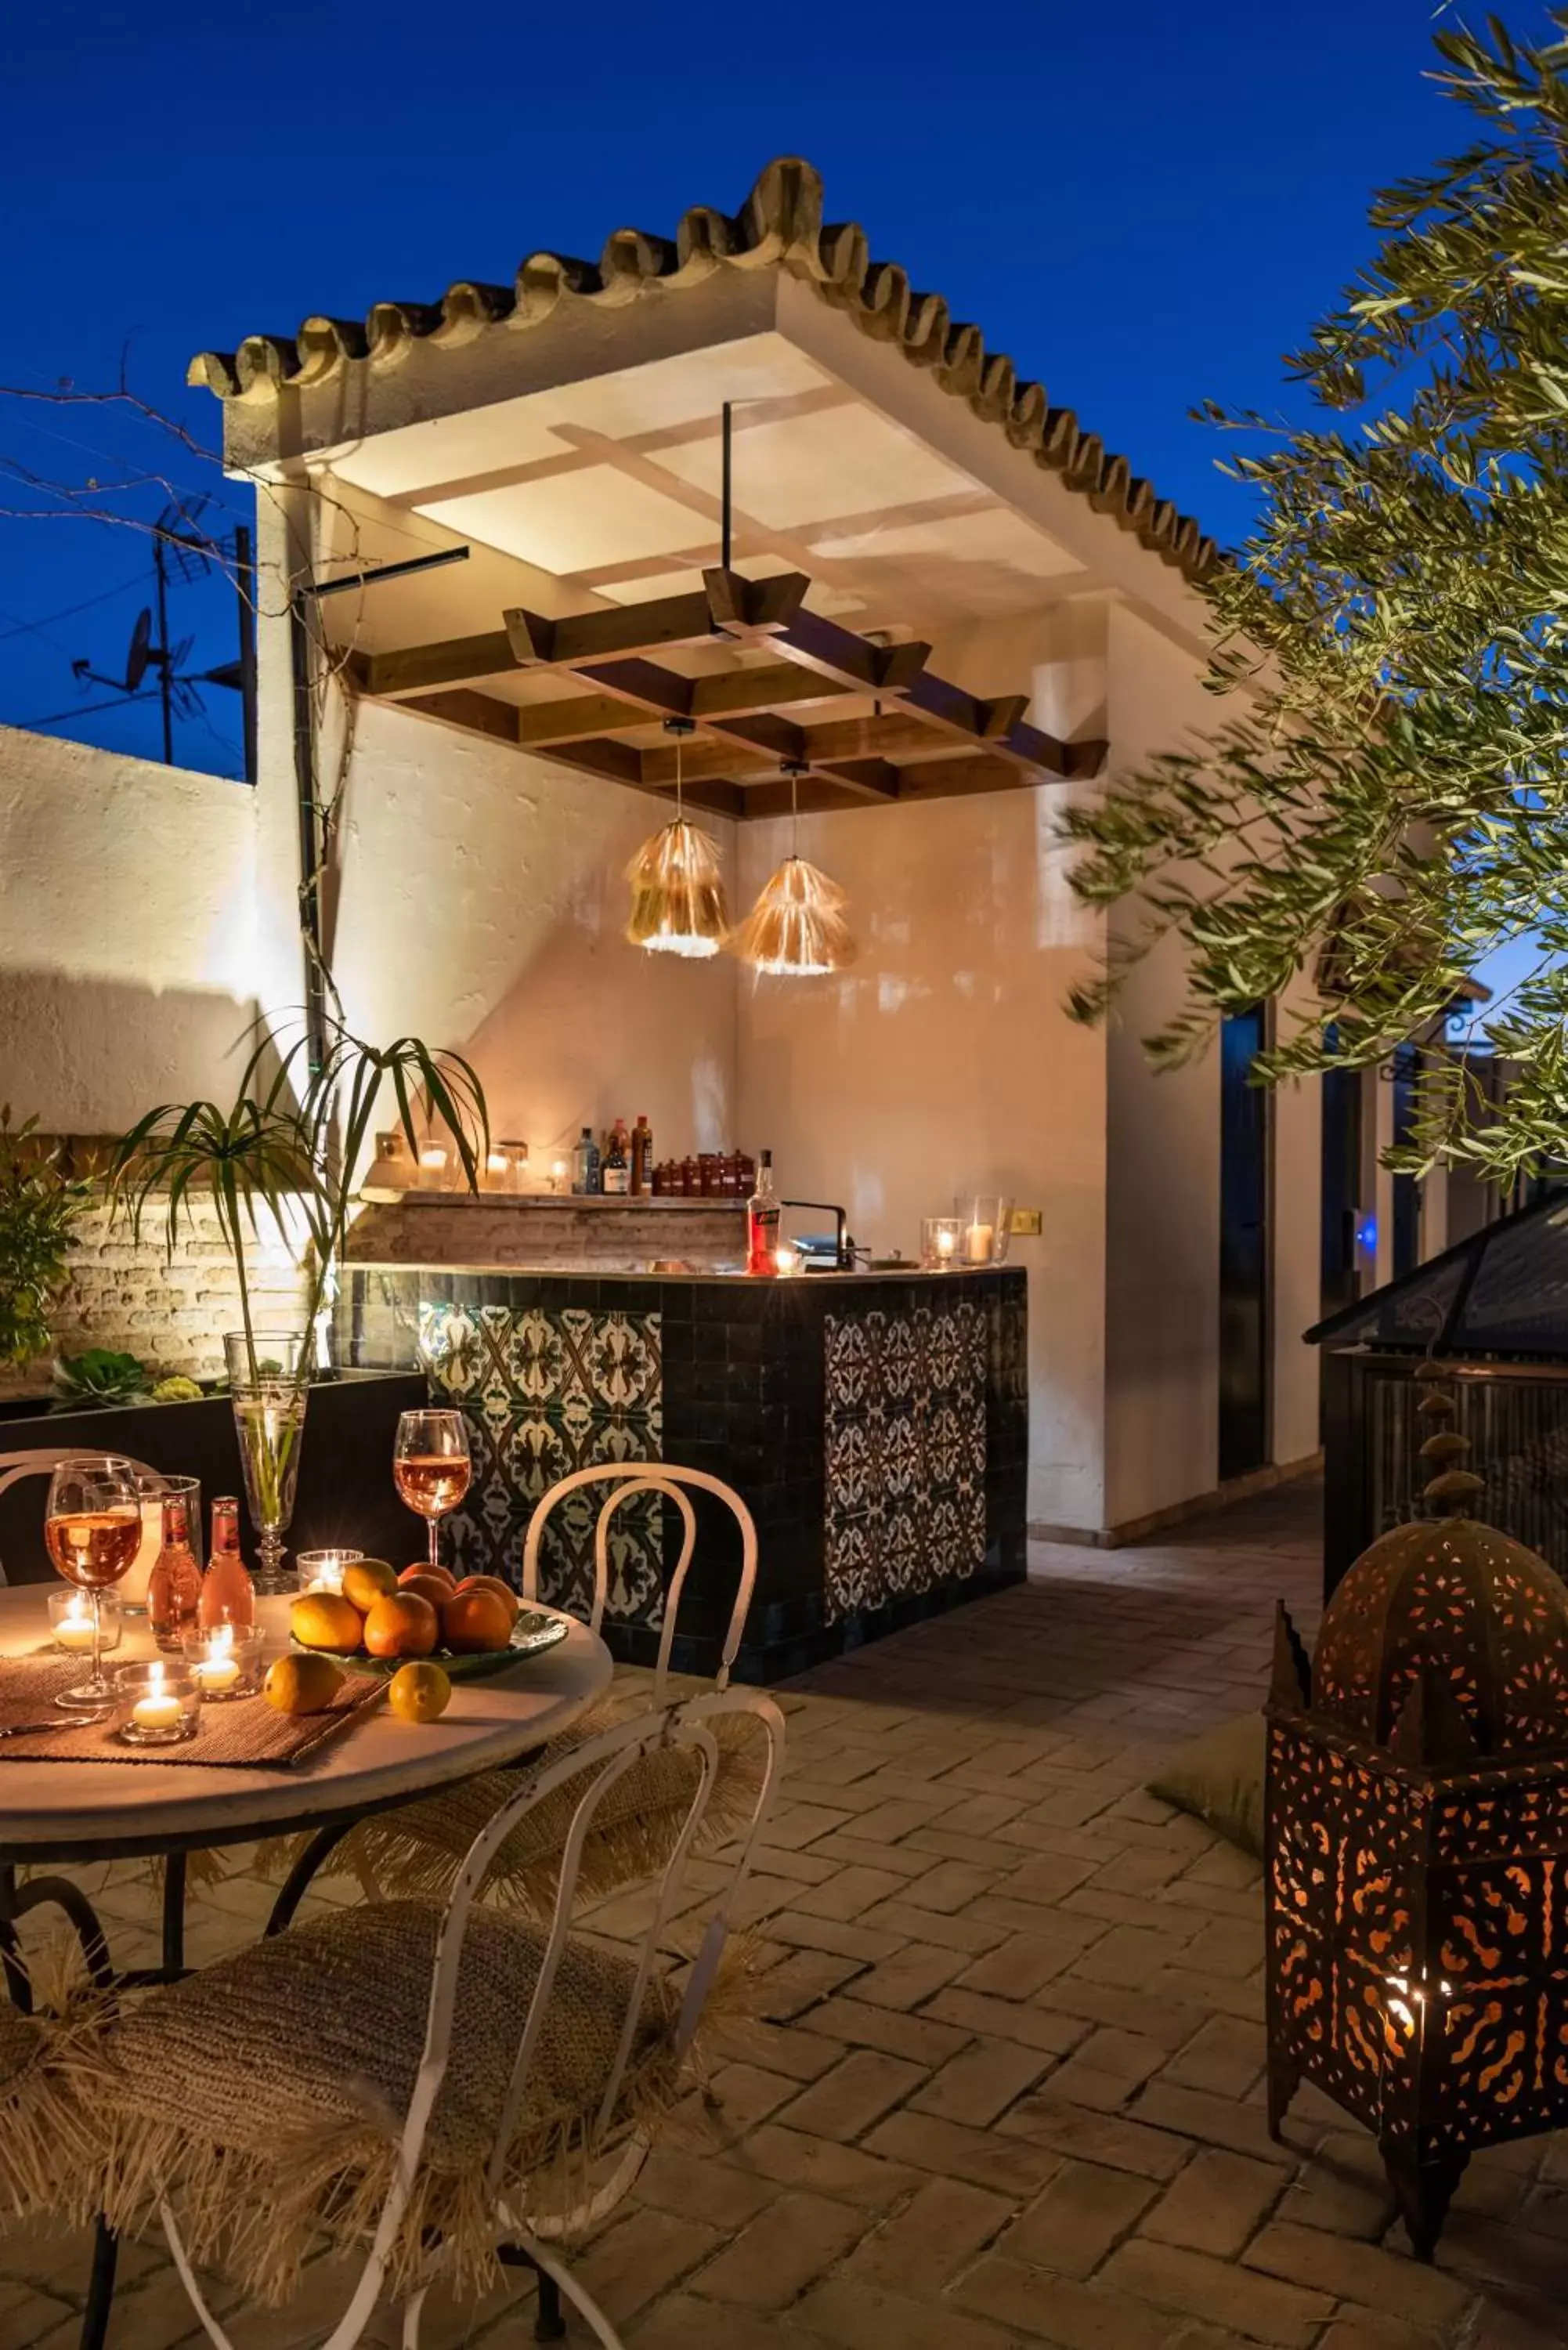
[0,1372,426,1586]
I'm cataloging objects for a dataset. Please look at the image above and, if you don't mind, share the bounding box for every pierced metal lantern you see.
[1266,1366,1568,2258]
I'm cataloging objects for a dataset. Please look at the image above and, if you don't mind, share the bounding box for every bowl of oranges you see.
[289,1560,565,1681]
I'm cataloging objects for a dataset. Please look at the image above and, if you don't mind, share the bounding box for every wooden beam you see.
[515,692,652,749]
[365,630,520,700]
[688,663,849,721]
[396,687,519,745]
[503,572,810,672]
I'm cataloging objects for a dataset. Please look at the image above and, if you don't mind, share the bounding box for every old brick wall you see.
[1,1188,311,1401]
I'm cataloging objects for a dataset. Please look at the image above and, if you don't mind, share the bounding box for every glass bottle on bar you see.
[602,1119,631,1196]
[748,1148,782,1277]
[200,1495,255,1630]
[630,1112,653,1196]
[572,1126,601,1195]
[148,1490,204,1652]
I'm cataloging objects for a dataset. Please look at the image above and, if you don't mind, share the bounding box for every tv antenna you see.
[72,498,258,779]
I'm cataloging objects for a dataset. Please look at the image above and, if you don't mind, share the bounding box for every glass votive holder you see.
[955,1195,1013,1266]
[294,1548,363,1595]
[49,1590,121,1655]
[181,1622,265,1701]
[416,1144,451,1191]
[921,1216,964,1271]
[112,1660,200,1747]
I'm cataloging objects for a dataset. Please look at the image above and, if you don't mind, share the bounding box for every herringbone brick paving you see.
[2,1483,1563,2346]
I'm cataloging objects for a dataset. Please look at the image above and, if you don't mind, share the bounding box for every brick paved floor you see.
[2,1481,1566,2347]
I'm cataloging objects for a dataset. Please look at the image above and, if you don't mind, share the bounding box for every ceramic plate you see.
[295,1609,571,1680]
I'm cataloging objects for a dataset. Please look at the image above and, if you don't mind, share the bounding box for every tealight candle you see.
[966,1222,994,1264]
[775,1244,800,1278]
[182,1622,263,1701]
[49,1590,120,1654]
[294,1548,363,1595]
[113,1660,199,1746]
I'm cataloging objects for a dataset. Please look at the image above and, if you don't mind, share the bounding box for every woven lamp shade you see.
[732,855,855,977]
[624,820,729,958]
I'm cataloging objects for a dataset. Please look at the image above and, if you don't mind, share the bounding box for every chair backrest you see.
[164,1689,785,2350]
[521,1462,757,1697]
[0,1448,160,1587]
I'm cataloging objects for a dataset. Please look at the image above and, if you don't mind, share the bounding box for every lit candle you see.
[966,1223,994,1264]
[132,1663,183,1732]
[192,1626,241,1695]
[417,1144,449,1190]
[56,1597,96,1654]
[775,1244,800,1278]
[935,1227,957,1263]
[551,1159,569,1194]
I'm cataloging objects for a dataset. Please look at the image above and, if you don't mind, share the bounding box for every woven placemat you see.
[0,1654,386,1768]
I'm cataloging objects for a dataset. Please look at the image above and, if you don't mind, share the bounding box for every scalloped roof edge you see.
[189,156,1216,583]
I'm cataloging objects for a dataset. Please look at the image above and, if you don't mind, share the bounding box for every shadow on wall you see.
[0,971,262,1133]
[455,907,738,1163]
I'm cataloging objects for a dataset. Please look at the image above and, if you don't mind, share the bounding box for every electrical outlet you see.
[1010,1206,1042,1237]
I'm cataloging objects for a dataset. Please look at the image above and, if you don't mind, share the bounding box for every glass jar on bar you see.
[953,1196,1014,1266]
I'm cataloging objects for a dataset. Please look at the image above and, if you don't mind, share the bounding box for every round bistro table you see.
[0,1585,613,2347]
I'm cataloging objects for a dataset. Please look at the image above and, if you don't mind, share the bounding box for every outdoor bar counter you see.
[341,1196,1026,1680]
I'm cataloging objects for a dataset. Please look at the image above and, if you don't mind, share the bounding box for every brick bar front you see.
[339,1264,1027,1680]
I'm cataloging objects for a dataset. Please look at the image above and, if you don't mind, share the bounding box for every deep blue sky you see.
[0,0,1537,778]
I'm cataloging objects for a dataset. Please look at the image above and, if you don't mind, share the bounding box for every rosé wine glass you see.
[393,1409,471,1572]
[44,1455,142,1709]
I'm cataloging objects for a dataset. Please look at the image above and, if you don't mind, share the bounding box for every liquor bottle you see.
[573,1126,601,1195]
[602,1119,631,1196]
[747,1149,782,1277]
[147,1491,203,1651]
[630,1113,653,1196]
[200,1495,255,1630]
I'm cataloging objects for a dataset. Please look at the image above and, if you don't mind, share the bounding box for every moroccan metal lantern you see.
[1266,1365,1568,2259]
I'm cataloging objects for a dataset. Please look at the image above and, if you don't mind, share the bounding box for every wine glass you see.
[44,1455,143,1710]
[393,1410,471,1572]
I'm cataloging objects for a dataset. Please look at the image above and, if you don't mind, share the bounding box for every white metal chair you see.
[81,1690,785,2349]
[291,1464,764,1910]
[0,1446,160,1586]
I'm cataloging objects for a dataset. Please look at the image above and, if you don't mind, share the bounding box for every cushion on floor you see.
[1147,1710,1266,1857]
[78,1897,688,2304]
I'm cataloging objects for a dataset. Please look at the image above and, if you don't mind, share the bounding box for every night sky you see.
[0,0,1530,780]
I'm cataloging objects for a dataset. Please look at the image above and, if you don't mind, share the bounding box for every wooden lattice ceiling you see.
[349,568,1107,819]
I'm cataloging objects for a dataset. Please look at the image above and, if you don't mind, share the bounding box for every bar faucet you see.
[781,1200,851,1270]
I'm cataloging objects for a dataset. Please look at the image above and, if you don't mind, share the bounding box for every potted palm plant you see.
[112,1020,487,1588]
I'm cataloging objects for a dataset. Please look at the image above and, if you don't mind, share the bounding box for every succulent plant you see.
[52,1349,153,1409]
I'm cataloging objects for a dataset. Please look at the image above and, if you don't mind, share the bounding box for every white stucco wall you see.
[734,789,1110,1533]
[0,724,261,1127]
[322,697,739,1168]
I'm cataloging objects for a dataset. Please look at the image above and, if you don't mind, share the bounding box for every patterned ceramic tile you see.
[823,1300,987,1622]
[418,1302,663,1624]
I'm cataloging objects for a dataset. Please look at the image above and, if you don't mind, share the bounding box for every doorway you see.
[1219,1005,1270,1482]
[1320,1036,1363,1322]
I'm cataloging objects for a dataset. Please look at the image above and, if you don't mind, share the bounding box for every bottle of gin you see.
[148,1491,204,1651]
[747,1149,781,1276]
[200,1496,255,1630]
[573,1126,601,1195]
[602,1119,631,1195]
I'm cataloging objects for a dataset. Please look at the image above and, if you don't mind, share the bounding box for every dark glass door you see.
[1219,1005,1270,1481]
[1320,1035,1362,1321]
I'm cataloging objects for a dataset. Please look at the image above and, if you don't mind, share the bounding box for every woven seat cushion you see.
[82,1899,684,2304]
[290,1700,768,1910]
[0,2008,98,2224]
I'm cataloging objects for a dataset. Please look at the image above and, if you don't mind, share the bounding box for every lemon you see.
[290,1592,366,1654]
[387,1661,452,1724]
[264,1653,345,1715]
[341,1558,399,1613]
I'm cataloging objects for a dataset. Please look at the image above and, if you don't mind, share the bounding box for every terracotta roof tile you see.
[189,157,1216,582]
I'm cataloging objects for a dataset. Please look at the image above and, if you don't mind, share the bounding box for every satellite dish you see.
[125,609,153,693]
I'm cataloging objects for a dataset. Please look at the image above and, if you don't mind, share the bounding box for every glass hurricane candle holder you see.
[955,1195,1013,1265]
[181,1622,264,1701]
[50,1589,121,1656]
[295,1547,363,1595]
[112,1660,200,1747]
[921,1217,964,1271]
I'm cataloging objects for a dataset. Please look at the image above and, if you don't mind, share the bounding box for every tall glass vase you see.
[224,1331,309,1596]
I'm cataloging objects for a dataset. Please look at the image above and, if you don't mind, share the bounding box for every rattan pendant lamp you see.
[624,718,730,958]
[732,765,856,977]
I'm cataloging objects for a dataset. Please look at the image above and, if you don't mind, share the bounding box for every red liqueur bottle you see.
[747,1149,781,1277]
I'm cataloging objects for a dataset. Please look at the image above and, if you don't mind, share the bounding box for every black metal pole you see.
[721,400,732,573]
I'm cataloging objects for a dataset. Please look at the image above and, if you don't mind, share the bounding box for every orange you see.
[439,1587,515,1654]
[451,1573,520,1621]
[291,1593,367,1655]
[400,1563,456,1593]
[398,1571,455,1611]
[388,1661,452,1724]
[363,1591,440,1659]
